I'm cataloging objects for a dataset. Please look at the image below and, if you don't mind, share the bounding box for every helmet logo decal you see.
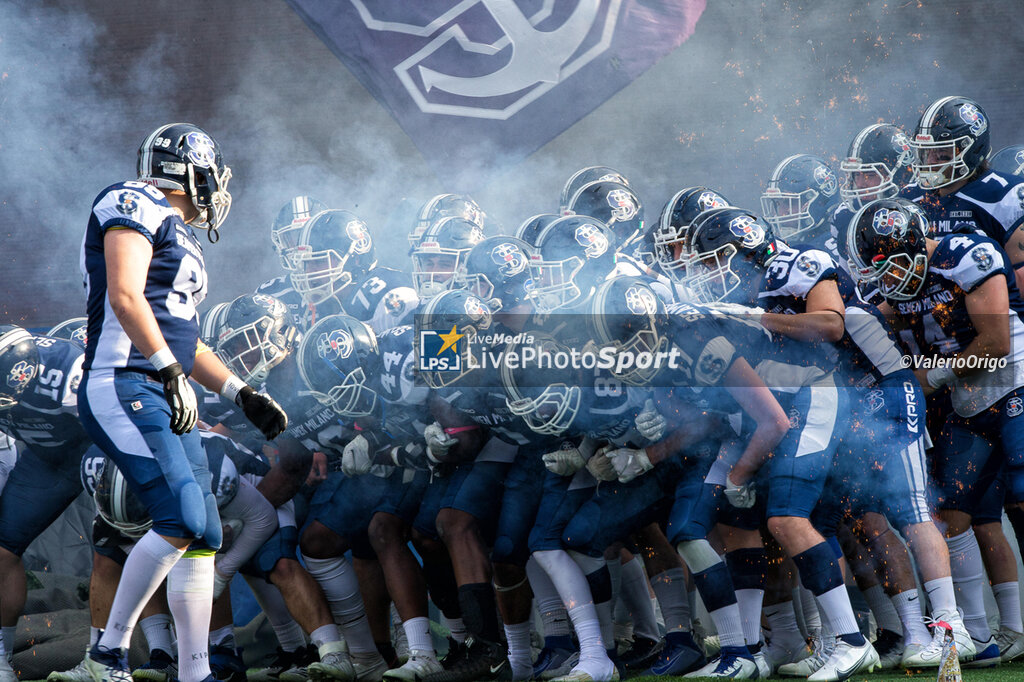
[871,207,908,237]
[891,132,913,166]
[7,360,35,390]
[185,131,217,168]
[318,329,354,360]
[813,165,838,197]
[463,296,488,319]
[606,189,638,222]
[624,286,657,315]
[346,220,373,254]
[697,191,727,211]
[728,215,765,248]
[958,103,987,136]
[490,243,526,276]
[116,191,140,215]
[574,223,609,258]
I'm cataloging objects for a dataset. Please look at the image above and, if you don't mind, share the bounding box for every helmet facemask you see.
[911,134,975,189]
[412,249,465,298]
[760,186,818,240]
[681,244,748,305]
[290,245,355,305]
[308,364,378,418]
[840,159,899,210]
[526,255,586,314]
[653,223,692,282]
[217,313,295,385]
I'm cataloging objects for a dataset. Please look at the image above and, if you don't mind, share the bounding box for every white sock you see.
[310,624,342,650]
[302,555,378,657]
[140,614,176,655]
[946,529,992,641]
[709,603,746,649]
[442,616,467,644]
[815,584,859,638]
[620,557,660,641]
[403,617,434,656]
[0,629,7,664]
[922,577,958,620]
[992,582,1024,633]
[99,532,185,651]
[245,577,306,651]
[736,589,764,647]
[650,568,691,633]
[527,558,572,639]
[89,627,104,648]
[167,554,215,682]
[863,585,902,634]
[764,601,804,647]
[209,624,235,649]
[533,550,606,660]
[568,552,615,650]
[568,604,609,662]
[504,621,533,677]
[892,590,930,646]
[798,586,822,636]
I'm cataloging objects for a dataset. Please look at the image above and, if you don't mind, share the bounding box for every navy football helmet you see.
[415,290,493,389]
[566,180,644,250]
[653,187,732,281]
[528,215,617,313]
[48,317,89,347]
[137,123,232,238]
[683,208,779,305]
[270,196,329,270]
[586,277,668,386]
[199,302,231,346]
[559,166,631,213]
[95,457,153,538]
[409,194,486,251]
[0,326,38,410]
[515,213,560,248]
[846,198,930,301]
[760,154,839,241]
[911,96,991,189]
[501,331,581,436]
[411,216,486,298]
[216,294,298,385]
[458,236,535,312]
[291,209,377,305]
[297,314,380,418]
[990,145,1024,177]
[840,124,916,210]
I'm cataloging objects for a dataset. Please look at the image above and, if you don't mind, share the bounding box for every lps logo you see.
[418,325,464,372]
[352,0,623,119]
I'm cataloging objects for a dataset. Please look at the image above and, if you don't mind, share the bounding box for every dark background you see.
[1,0,1021,325]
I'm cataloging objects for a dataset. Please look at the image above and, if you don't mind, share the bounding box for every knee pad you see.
[176,478,208,538]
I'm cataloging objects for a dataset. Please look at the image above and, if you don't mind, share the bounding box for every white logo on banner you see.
[350,0,622,119]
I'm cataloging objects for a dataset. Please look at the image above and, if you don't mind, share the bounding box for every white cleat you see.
[48,656,95,682]
[995,626,1024,662]
[308,642,356,682]
[382,652,442,682]
[777,636,832,677]
[352,655,389,682]
[550,656,619,682]
[684,647,758,679]
[806,638,879,681]
[752,650,771,679]
[902,617,976,668]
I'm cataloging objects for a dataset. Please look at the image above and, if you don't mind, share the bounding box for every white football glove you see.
[635,399,666,441]
[342,435,373,476]
[608,447,654,483]
[586,445,618,482]
[724,475,756,509]
[424,422,459,463]
[542,446,586,477]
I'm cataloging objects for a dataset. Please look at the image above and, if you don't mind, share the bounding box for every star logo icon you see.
[436,325,464,356]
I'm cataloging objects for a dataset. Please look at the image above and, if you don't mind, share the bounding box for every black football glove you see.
[236,385,288,440]
[157,363,198,435]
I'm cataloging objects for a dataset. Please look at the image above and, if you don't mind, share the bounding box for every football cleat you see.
[48,655,96,682]
[382,652,443,682]
[251,647,309,682]
[84,645,133,682]
[307,641,356,682]
[549,657,619,682]
[421,639,507,682]
[683,646,757,678]
[533,646,576,680]
[777,636,833,677]
[210,645,247,682]
[618,636,663,671]
[648,632,704,676]
[871,628,904,670]
[995,625,1024,662]
[806,638,879,681]
[962,636,1000,668]
[132,649,178,682]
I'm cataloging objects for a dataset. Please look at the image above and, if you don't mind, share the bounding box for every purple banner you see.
[287,0,705,187]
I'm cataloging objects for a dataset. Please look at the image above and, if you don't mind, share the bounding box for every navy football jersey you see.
[892,233,1024,414]
[574,381,651,447]
[902,171,1024,244]
[82,181,207,374]
[341,267,419,332]
[0,336,90,461]
[367,324,430,451]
